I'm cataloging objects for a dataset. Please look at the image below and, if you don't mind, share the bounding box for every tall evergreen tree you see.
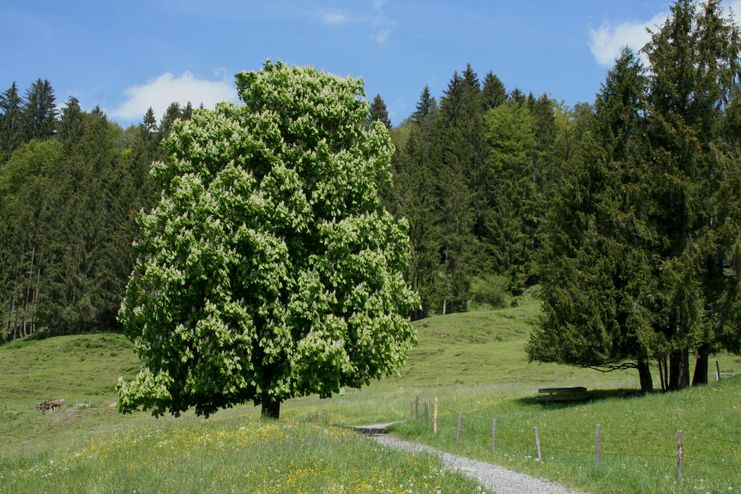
[58,97,84,143]
[393,91,440,317]
[481,72,506,111]
[369,94,392,129]
[483,100,538,293]
[142,107,157,134]
[0,82,25,156]
[429,67,487,312]
[159,102,182,140]
[23,79,57,140]
[412,86,436,122]
[643,0,741,389]
[529,49,656,390]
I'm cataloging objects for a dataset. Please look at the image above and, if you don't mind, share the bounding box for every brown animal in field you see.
[36,398,64,413]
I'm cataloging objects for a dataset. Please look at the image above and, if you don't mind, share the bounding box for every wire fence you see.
[400,394,740,482]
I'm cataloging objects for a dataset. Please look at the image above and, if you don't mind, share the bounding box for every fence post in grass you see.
[677,430,684,481]
[534,427,542,461]
[433,398,438,434]
[456,412,462,442]
[415,396,419,419]
[423,401,429,423]
[715,361,721,382]
[492,418,497,452]
[410,399,414,419]
[595,424,601,470]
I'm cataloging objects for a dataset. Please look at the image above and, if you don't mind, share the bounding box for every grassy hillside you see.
[1,292,739,493]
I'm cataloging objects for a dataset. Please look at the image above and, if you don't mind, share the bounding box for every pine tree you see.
[142,107,157,134]
[58,97,84,143]
[529,48,656,390]
[643,0,741,389]
[369,94,392,129]
[509,89,526,105]
[23,79,57,140]
[0,82,25,156]
[393,90,441,317]
[158,102,182,140]
[483,100,538,293]
[481,72,506,111]
[412,86,436,122]
[182,102,194,121]
[429,67,487,312]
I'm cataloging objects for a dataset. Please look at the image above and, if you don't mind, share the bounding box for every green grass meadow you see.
[1,290,739,493]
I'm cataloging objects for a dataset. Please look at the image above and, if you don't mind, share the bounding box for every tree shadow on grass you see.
[516,388,647,408]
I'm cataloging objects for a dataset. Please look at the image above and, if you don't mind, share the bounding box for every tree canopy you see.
[116,61,419,419]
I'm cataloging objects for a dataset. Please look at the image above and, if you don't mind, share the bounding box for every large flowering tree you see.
[117,62,418,419]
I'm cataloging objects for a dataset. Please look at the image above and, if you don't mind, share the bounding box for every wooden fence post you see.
[492,418,497,452]
[433,398,438,434]
[715,361,721,382]
[595,424,601,470]
[415,396,419,419]
[456,412,462,442]
[423,401,429,423]
[677,430,684,481]
[410,399,414,419]
[534,427,542,461]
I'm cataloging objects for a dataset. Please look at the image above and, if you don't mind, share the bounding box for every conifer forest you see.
[1,0,739,392]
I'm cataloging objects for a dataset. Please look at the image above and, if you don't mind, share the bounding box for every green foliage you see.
[369,93,392,129]
[641,0,741,387]
[2,295,740,494]
[118,61,419,418]
[530,49,652,380]
[0,82,25,155]
[469,274,509,309]
[531,0,740,391]
[0,92,161,342]
[483,100,538,294]
[481,72,506,111]
[22,79,57,141]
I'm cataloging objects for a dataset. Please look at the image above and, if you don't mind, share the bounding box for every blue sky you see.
[2,0,739,126]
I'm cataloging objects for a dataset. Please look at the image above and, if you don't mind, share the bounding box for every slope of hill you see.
[1,292,739,493]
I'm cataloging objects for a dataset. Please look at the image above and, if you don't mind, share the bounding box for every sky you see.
[2,0,739,127]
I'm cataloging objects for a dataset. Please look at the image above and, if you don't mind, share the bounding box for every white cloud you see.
[371,0,393,44]
[589,0,740,68]
[589,12,666,67]
[111,71,237,121]
[319,10,347,26]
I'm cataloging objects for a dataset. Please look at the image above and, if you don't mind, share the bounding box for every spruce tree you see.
[0,83,25,156]
[369,94,392,129]
[394,90,440,317]
[412,86,436,122]
[481,72,506,111]
[529,49,656,390]
[23,79,57,140]
[58,97,84,143]
[429,67,487,312]
[643,0,740,388]
[483,100,538,293]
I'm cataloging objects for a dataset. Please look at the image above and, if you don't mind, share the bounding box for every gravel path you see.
[373,435,583,494]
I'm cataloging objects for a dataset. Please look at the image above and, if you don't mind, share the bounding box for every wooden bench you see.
[537,386,587,403]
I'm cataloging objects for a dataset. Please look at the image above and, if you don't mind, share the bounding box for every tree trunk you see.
[692,343,710,386]
[657,357,667,391]
[11,293,18,340]
[637,359,653,392]
[668,349,690,390]
[21,245,36,338]
[260,396,281,419]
